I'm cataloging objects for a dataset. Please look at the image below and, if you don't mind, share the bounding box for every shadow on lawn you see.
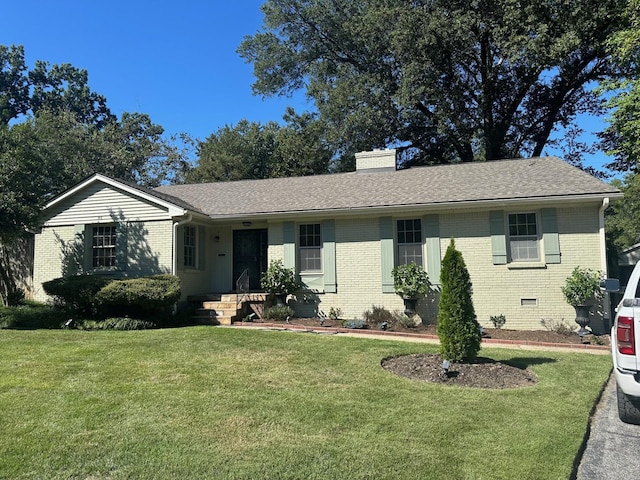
[503,357,558,370]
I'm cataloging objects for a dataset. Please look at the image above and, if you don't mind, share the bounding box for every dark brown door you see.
[232,229,268,291]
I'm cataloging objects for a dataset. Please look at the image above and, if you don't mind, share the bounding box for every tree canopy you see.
[187,109,332,183]
[239,0,628,167]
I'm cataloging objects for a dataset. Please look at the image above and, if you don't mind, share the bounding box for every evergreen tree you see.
[437,239,481,362]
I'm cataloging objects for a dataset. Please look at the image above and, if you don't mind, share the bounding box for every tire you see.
[616,384,640,425]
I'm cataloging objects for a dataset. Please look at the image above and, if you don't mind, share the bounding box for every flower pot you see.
[403,297,418,316]
[573,304,592,340]
[274,293,287,307]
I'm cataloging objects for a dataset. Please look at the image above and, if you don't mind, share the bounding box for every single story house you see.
[32,150,621,331]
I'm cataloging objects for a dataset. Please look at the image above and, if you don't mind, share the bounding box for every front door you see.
[232,229,268,291]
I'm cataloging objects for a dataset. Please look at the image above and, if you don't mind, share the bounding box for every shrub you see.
[262,305,294,321]
[561,266,602,306]
[260,260,298,295]
[78,318,156,330]
[0,303,68,329]
[341,319,367,329]
[394,311,418,328]
[490,314,507,329]
[436,239,481,362]
[42,275,114,314]
[540,318,576,336]
[391,262,431,298]
[95,275,181,317]
[363,305,395,328]
[328,307,343,321]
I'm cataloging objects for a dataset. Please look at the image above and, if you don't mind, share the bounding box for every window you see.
[184,225,196,268]
[92,225,117,268]
[397,219,423,266]
[299,223,321,272]
[508,213,539,262]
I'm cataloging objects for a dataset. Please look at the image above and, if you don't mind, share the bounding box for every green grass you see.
[0,327,610,479]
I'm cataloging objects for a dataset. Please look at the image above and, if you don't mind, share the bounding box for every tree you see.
[599,0,640,173]
[1,44,113,126]
[436,239,481,362]
[187,109,331,182]
[239,0,627,167]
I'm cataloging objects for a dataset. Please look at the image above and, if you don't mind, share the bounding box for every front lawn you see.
[0,327,610,479]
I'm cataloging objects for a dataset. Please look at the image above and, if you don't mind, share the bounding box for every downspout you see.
[172,214,192,275]
[599,198,610,329]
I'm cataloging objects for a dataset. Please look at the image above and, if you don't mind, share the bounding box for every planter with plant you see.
[260,259,298,306]
[561,266,602,339]
[391,262,432,315]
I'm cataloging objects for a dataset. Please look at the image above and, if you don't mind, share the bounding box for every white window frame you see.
[299,223,322,273]
[507,212,540,262]
[91,224,117,269]
[396,218,423,266]
[183,225,197,268]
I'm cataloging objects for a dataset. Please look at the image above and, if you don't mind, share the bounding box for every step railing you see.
[236,268,249,308]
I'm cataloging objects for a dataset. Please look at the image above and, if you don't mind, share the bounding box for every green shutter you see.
[423,215,441,285]
[322,220,337,293]
[72,225,86,274]
[283,221,295,270]
[83,225,92,271]
[198,225,206,271]
[380,217,394,293]
[489,211,507,265]
[116,222,128,271]
[541,208,561,264]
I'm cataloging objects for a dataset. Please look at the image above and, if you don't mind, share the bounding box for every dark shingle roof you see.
[154,157,620,218]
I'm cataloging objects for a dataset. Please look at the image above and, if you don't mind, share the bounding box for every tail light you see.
[617,316,636,355]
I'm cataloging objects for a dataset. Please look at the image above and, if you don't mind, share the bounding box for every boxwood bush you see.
[42,275,114,314]
[95,274,181,318]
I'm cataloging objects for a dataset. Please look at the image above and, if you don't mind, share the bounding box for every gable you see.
[43,181,179,227]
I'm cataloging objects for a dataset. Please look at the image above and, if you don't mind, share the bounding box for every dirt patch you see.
[381,353,538,389]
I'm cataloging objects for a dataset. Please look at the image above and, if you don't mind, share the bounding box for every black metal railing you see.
[236,268,249,307]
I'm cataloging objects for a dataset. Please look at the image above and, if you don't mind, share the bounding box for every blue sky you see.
[0,0,310,142]
[1,0,612,172]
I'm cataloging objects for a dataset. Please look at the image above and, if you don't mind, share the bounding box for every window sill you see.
[507,262,547,270]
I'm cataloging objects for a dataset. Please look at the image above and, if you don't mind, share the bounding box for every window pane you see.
[508,213,539,262]
[299,224,322,272]
[397,219,423,266]
[184,226,196,267]
[92,225,117,268]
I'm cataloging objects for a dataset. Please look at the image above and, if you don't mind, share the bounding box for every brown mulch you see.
[255,317,608,389]
[381,353,538,389]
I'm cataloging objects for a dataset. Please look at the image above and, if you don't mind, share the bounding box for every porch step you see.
[189,293,269,325]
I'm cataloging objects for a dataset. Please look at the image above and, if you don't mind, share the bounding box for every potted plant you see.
[391,262,432,315]
[260,259,298,306]
[561,266,602,339]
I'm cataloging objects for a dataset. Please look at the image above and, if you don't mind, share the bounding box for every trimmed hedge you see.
[42,275,114,314]
[95,275,181,317]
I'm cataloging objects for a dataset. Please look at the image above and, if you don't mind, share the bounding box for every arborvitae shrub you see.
[436,239,481,362]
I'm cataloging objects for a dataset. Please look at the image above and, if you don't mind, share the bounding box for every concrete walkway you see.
[576,374,640,479]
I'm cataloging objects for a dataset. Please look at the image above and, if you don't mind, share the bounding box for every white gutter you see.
[599,198,611,325]
[172,214,192,275]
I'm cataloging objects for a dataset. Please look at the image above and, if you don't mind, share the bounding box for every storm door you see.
[232,229,268,291]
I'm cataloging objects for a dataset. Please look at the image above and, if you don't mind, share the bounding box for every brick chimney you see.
[355,149,397,173]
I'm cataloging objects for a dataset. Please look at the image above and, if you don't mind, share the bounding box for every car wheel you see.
[617,384,640,425]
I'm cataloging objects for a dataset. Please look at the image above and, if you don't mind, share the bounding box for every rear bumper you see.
[614,368,640,397]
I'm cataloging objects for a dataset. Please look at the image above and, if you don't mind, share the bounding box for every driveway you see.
[577,374,640,479]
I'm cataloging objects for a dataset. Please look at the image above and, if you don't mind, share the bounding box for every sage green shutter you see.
[322,220,337,293]
[73,224,86,273]
[198,225,206,270]
[380,217,394,293]
[83,225,93,270]
[489,211,507,265]
[283,221,296,270]
[116,223,128,271]
[541,208,561,264]
[423,215,441,285]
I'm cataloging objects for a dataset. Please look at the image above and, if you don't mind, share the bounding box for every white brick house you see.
[32,152,621,331]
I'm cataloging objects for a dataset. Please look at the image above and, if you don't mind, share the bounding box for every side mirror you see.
[600,278,620,293]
